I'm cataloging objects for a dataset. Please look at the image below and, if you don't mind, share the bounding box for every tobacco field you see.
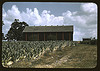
[2,41,97,68]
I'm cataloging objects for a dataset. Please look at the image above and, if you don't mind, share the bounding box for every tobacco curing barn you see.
[23,26,73,41]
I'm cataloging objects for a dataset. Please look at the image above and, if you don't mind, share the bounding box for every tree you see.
[2,21,4,26]
[2,21,5,40]
[6,19,29,41]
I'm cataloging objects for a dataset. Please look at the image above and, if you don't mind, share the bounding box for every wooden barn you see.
[23,26,73,41]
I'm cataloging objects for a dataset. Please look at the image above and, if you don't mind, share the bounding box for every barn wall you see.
[71,32,73,40]
[57,32,62,40]
[27,33,33,41]
[39,32,44,41]
[23,32,73,41]
[64,32,69,40]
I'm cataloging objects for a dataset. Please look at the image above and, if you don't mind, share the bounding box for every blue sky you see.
[2,2,97,41]
[3,2,81,16]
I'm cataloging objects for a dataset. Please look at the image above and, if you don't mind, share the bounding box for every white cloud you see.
[2,5,64,36]
[81,3,97,13]
[2,3,97,41]
[6,5,21,21]
[62,3,97,41]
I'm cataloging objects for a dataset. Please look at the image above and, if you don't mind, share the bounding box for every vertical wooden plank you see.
[63,32,64,40]
[38,32,39,41]
[70,32,72,41]
[49,32,52,40]
[44,32,45,41]
[26,33,27,41]
[62,33,63,40]
[72,32,73,41]
[62,32,64,40]
[32,33,33,41]
[56,32,57,40]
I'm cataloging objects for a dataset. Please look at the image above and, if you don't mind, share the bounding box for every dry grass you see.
[10,44,97,68]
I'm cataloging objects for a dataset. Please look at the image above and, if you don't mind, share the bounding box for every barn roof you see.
[23,25,73,32]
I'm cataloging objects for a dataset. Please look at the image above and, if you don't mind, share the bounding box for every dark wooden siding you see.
[23,32,73,41]
[39,32,44,41]
[64,32,69,40]
[27,33,33,41]
[57,32,62,40]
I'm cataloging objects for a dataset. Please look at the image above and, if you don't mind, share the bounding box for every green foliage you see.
[2,41,97,68]
[2,41,76,65]
[2,33,5,40]
[2,21,5,40]
[2,21,4,26]
[6,19,29,41]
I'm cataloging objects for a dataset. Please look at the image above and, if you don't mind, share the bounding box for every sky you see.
[2,2,97,41]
